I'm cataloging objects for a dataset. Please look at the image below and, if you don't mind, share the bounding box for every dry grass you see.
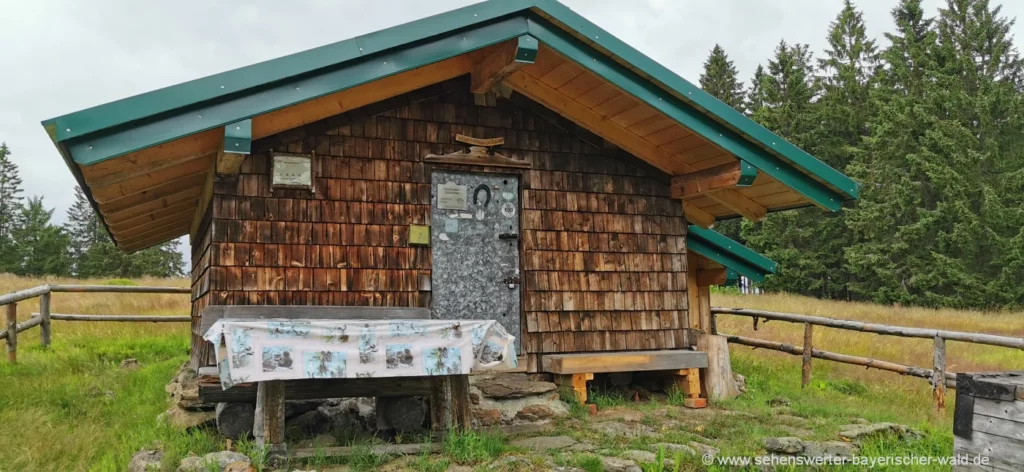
[713,290,1024,420]
[0,273,191,342]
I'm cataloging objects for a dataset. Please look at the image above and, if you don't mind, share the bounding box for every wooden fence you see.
[712,307,1024,411]
[0,284,190,363]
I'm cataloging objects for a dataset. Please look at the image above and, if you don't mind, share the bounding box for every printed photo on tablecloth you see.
[424,346,462,375]
[385,344,415,369]
[230,327,254,369]
[204,319,517,389]
[358,325,378,364]
[322,324,350,344]
[439,323,463,340]
[262,346,295,372]
[304,351,347,378]
[268,321,311,338]
[480,341,506,364]
[470,325,486,351]
[389,320,427,337]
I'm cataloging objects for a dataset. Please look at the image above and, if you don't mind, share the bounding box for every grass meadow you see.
[713,290,1024,427]
[0,275,1021,470]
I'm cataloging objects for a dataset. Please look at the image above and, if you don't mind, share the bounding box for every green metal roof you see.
[687,225,777,283]
[42,0,859,211]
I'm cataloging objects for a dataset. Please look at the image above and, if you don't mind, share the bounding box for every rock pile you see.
[469,373,570,427]
[161,364,217,431]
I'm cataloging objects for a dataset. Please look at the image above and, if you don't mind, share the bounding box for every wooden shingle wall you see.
[190,206,214,368]
[188,77,691,368]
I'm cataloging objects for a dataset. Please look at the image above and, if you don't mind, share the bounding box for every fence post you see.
[933,335,946,411]
[801,322,813,388]
[5,303,16,363]
[39,292,51,348]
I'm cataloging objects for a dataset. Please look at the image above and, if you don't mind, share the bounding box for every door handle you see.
[499,233,519,240]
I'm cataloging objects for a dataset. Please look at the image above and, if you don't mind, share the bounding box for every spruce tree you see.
[0,143,24,273]
[699,45,746,113]
[845,0,938,305]
[752,0,878,300]
[698,44,747,240]
[817,0,878,170]
[65,186,105,273]
[746,65,767,116]
[65,186,185,278]
[845,0,1024,308]
[13,196,72,277]
[741,41,838,296]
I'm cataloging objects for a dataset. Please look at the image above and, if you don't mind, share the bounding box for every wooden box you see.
[953,371,1024,471]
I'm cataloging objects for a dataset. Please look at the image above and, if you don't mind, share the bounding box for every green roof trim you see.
[43,0,858,210]
[41,0,536,143]
[687,225,777,283]
[224,119,252,155]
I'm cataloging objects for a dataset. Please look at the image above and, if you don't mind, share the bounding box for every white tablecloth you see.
[203,319,516,389]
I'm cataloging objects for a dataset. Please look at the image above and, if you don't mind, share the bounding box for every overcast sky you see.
[1,0,1021,264]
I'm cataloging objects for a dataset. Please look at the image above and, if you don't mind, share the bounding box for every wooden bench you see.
[199,306,470,458]
[541,350,709,408]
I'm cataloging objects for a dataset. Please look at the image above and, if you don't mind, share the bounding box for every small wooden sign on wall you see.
[272,153,313,189]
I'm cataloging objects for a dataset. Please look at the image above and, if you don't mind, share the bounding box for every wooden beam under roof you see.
[681,201,715,228]
[98,172,209,215]
[79,130,221,183]
[90,156,211,204]
[88,152,211,190]
[114,210,194,241]
[107,200,198,233]
[470,36,538,95]
[503,69,695,175]
[252,55,474,140]
[102,187,203,225]
[122,226,189,253]
[671,160,757,198]
[706,189,767,221]
[697,268,728,286]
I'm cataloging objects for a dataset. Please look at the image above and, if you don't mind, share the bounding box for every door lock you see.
[502,275,521,288]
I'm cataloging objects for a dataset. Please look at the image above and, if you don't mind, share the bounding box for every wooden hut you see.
[42,0,857,402]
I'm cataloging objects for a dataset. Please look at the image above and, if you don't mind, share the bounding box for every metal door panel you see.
[430,171,520,353]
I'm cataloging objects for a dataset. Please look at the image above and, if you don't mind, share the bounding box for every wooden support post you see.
[39,293,51,348]
[5,303,16,363]
[429,375,470,433]
[933,336,946,412]
[555,373,593,404]
[254,380,286,458]
[675,368,707,408]
[697,334,740,401]
[801,322,813,388]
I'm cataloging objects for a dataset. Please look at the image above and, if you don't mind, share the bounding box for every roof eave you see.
[688,225,777,282]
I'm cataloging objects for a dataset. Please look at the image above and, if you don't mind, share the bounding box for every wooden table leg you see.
[429,375,470,433]
[675,368,707,409]
[254,380,287,458]
[555,373,593,404]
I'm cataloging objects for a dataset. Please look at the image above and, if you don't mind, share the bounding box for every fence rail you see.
[1,284,190,363]
[712,307,1024,411]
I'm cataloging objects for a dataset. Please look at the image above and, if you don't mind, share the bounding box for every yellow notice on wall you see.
[409,225,430,246]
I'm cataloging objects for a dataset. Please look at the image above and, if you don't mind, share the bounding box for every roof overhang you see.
[687,225,777,283]
[42,0,858,252]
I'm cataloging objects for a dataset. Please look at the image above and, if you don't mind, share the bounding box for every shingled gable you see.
[42,0,858,252]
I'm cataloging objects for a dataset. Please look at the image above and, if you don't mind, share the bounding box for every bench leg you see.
[675,368,707,409]
[254,380,287,459]
[555,373,593,404]
[429,375,470,433]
